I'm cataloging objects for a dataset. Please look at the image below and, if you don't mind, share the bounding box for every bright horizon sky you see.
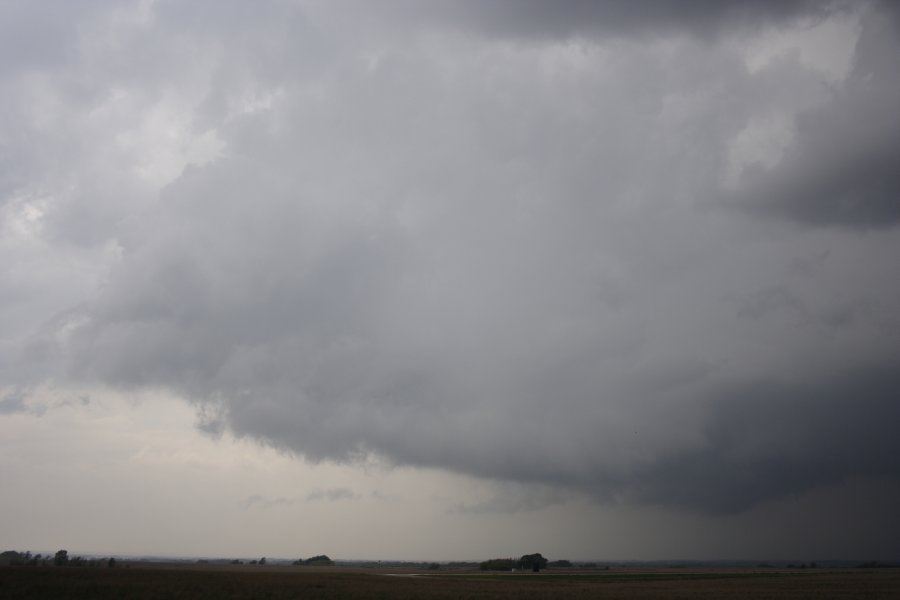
[2,0,900,562]
[7,389,896,562]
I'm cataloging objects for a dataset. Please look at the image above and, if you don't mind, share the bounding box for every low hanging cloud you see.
[243,488,358,509]
[2,0,900,517]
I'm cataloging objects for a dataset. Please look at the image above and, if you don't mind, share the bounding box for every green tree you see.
[479,558,515,571]
[548,559,572,568]
[302,555,335,566]
[519,553,548,572]
[0,551,24,566]
[54,550,69,567]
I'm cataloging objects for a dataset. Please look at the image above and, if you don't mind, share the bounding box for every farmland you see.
[2,564,899,599]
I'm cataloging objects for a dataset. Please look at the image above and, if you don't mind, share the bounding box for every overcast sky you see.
[2,0,899,561]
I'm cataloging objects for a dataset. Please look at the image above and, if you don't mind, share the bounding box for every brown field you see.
[2,564,899,599]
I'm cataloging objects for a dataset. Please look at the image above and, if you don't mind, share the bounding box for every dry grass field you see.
[2,565,899,599]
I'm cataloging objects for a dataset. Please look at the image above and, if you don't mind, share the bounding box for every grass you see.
[2,565,899,599]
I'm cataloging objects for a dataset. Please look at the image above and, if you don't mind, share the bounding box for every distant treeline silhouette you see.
[292,554,335,566]
[480,553,565,572]
[0,550,116,568]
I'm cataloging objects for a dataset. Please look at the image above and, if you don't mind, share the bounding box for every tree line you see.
[479,553,574,572]
[292,554,335,566]
[0,550,116,568]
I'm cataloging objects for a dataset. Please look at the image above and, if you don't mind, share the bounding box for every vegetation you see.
[0,551,26,566]
[0,549,116,568]
[1,564,899,599]
[548,559,573,568]
[293,554,335,566]
[480,558,516,571]
[480,553,553,571]
[857,561,897,569]
[518,553,548,572]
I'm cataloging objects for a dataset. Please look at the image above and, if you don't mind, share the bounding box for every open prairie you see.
[2,565,899,599]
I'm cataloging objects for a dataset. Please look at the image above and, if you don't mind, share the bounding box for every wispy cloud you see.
[243,488,359,509]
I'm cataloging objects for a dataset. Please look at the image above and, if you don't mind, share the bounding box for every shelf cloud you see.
[2,0,899,525]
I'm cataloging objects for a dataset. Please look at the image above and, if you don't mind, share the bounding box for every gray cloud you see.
[622,365,900,513]
[0,389,27,415]
[450,483,570,515]
[305,488,358,503]
[243,488,358,509]
[372,0,846,41]
[731,7,900,228]
[3,0,900,522]
[0,0,109,76]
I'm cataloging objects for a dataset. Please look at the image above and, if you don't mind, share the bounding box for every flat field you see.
[2,565,899,599]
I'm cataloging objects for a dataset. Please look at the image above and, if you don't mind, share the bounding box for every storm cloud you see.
[2,0,899,523]
[733,6,900,227]
[371,0,846,40]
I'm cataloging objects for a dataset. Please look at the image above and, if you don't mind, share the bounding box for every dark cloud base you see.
[385,0,843,40]
[624,365,900,513]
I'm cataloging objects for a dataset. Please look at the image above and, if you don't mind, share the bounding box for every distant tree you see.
[259,557,266,565]
[54,550,69,567]
[426,562,440,570]
[479,558,515,571]
[108,557,116,568]
[0,551,24,566]
[299,555,334,566]
[519,553,548,572]
[548,559,572,568]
